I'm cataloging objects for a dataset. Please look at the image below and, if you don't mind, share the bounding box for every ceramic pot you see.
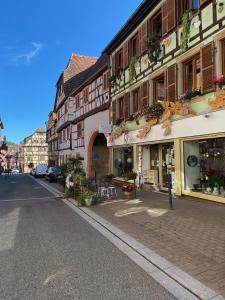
[85,198,92,206]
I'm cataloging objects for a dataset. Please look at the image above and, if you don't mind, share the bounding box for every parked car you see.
[11,168,20,174]
[34,164,48,178]
[30,168,35,176]
[46,166,62,182]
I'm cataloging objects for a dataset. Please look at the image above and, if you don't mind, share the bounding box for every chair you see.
[107,186,118,198]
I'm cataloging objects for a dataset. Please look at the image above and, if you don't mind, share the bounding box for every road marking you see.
[36,179,225,300]
[0,197,54,202]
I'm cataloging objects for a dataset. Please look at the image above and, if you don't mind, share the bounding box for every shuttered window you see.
[132,88,140,113]
[140,21,148,54]
[123,41,129,69]
[124,93,130,119]
[222,39,225,76]
[153,74,165,102]
[112,100,117,122]
[77,123,82,138]
[150,10,162,38]
[183,54,201,93]
[83,87,89,103]
[118,97,124,117]
[201,43,214,93]
[112,55,116,76]
[162,0,176,36]
[75,94,80,109]
[141,81,149,112]
[167,64,177,101]
[115,48,123,75]
[130,33,140,58]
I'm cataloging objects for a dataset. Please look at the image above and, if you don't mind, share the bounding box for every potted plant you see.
[123,171,138,198]
[121,183,135,199]
[79,191,96,207]
[208,175,224,195]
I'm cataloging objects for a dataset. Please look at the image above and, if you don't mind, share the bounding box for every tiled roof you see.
[63,54,97,83]
[63,53,109,99]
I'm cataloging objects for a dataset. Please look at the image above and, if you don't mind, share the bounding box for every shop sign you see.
[99,123,112,134]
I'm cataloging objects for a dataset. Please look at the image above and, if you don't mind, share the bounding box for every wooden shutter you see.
[123,41,129,69]
[141,21,148,54]
[112,100,117,122]
[167,0,176,32]
[167,64,177,101]
[136,30,141,57]
[201,42,214,93]
[124,93,130,119]
[162,2,168,36]
[141,81,149,113]
[77,123,82,138]
[112,54,116,76]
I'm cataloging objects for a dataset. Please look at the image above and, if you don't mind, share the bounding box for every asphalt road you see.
[0,174,176,300]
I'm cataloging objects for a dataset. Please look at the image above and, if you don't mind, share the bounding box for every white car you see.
[11,168,20,174]
[34,164,48,178]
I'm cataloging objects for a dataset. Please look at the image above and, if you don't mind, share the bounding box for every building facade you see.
[20,128,48,173]
[104,0,225,204]
[55,54,110,178]
[46,111,58,166]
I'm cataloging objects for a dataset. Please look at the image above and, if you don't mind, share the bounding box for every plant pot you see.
[212,187,219,196]
[85,198,92,206]
[123,191,134,200]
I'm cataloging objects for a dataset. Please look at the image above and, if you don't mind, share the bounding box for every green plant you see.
[124,171,137,181]
[208,176,224,188]
[148,34,161,63]
[180,10,190,52]
[129,57,137,82]
[100,173,115,182]
[147,102,164,119]
[79,191,96,206]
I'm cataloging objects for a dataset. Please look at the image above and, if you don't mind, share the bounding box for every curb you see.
[35,177,225,300]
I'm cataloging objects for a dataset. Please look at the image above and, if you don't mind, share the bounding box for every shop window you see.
[116,49,123,75]
[132,88,140,113]
[113,147,133,177]
[183,137,225,198]
[150,10,162,38]
[183,54,201,94]
[153,74,165,102]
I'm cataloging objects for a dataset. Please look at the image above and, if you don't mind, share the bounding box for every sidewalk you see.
[90,190,225,297]
[41,178,225,297]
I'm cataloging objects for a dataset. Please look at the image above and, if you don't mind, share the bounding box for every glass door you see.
[161,143,175,188]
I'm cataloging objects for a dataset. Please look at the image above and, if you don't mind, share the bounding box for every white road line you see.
[36,179,224,300]
[0,197,54,202]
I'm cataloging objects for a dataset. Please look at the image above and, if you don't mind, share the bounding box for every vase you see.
[123,191,134,200]
[85,198,92,206]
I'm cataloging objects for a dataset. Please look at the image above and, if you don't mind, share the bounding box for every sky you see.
[0,0,141,144]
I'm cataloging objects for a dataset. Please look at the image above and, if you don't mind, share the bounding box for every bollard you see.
[167,174,173,210]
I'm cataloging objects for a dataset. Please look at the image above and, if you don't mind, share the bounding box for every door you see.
[161,143,175,188]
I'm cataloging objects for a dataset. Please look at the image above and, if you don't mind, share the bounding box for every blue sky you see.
[0,0,141,144]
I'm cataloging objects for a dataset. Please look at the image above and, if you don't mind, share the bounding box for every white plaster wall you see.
[109,110,225,146]
[142,146,150,171]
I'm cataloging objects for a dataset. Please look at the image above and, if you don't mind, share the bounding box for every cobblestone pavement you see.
[90,190,225,297]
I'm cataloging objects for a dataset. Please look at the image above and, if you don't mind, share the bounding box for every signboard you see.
[99,123,112,134]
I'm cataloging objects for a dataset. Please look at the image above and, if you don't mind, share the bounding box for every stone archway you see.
[87,130,109,179]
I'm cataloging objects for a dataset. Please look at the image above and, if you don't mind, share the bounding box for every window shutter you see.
[112,54,116,76]
[77,123,82,138]
[124,93,130,119]
[167,64,177,101]
[141,81,149,112]
[123,41,129,69]
[162,2,168,36]
[112,100,117,122]
[141,21,148,54]
[136,30,141,57]
[167,0,176,32]
[201,42,214,93]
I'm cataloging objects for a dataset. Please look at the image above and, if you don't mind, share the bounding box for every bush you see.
[124,171,137,181]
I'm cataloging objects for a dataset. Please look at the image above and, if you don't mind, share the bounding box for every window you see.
[103,71,109,91]
[183,54,201,93]
[130,34,139,58]
[65,102,68,114]
[222,39,225,76]
[153,74,165,102]
[179,0,199,18]
[67,127,70,140]
[83,87,89,103]
[150,10,162,38]
[75,94,80,109]
[118,97,124,117]
[116,49,123,74]
[113,147,133,177]
[132,88,140,113]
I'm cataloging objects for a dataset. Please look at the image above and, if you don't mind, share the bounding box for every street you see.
[0,174,176,300]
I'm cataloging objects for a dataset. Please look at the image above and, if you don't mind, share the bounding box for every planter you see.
[85,198,92,206]
[123,191,134,200]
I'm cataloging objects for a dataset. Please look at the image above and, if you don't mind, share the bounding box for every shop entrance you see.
[142,142,175,190]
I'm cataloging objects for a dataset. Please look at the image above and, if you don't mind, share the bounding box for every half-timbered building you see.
[104,0,225,204]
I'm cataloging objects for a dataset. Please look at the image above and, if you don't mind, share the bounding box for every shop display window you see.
[184,137,225,197]
[113,147,133,177]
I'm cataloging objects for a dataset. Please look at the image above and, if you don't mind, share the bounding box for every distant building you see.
[20,128,48,173]
[5,144,21,169]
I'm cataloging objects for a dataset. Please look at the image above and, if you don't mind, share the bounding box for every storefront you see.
[182,135,225,202]
[141,142,175,191]
[113,146,133,177]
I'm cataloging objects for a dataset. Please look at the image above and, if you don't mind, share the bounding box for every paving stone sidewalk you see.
[90,190,225,297]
